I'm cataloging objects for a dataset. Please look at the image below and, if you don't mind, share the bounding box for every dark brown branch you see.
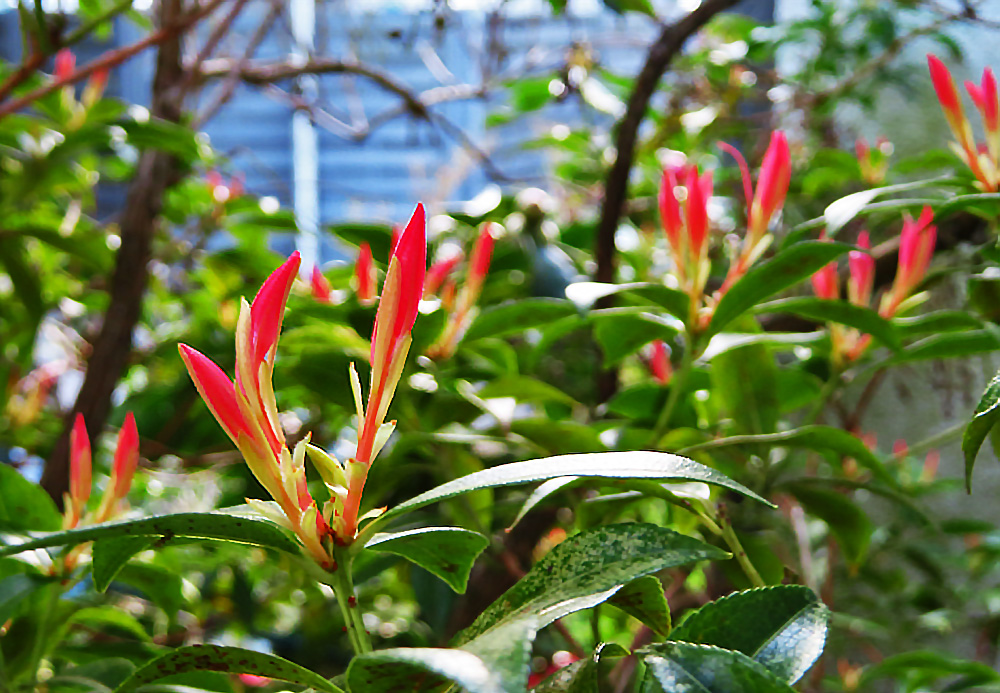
[41,0,194,503]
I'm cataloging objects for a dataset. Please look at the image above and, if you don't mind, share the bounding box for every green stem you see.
[804,369,841,426]
[903,420,966,459]
[717,504,765,588]
[649,339,694,447]
[332,545,371,654]
[28,583,58,687]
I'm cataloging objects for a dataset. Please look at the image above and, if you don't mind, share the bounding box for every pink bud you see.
[966,67,999,133]
[847,231,875,307]
[750,131,791,235]
[649,340,672,385]
[178,344,248,444]
[87,68,109,97]
[893,439,908,458]
[54,49,75,81]
[69,413,91,511]
[898,206,937,295]
[855,138,869,162]
[373,203,426,363]
[685,166,712,256]
[311,266,332,304]
[659,168,684,253]
[922,450,940,483]
[424,253,463,298]
[355,242,376,303]
[811,231,838,301]
[469,224,497,286]
[111,412,139,502]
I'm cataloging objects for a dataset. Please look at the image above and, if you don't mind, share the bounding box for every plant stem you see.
[903,420,966,459]
[717,504,765,588]
[804,369,841,426]
[649,339,694,447]
[332,545,372,654]
[28,584,58,687]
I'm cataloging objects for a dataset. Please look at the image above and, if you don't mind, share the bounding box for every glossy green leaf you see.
[0,512,300,559]
[373,452,773,533]
[670,586,828,684]
[710,341,778,436]
[366,527,489,594]
[707,242,851,336]
[609,575,672,635]
[963,370,1000,492]
[92,537,156,592]
[753,297,900,351]
[346,617,536,693]
[565,281,688,319]
[456,523,728,645]
[640,642,797,693]
[535,643,628,692]
[591,308,680,366]
[69,606,152,642]
[477,376,580,408]
[113,644,343,693]
[894,310,983,337]
[508,477,578,531]
[681,425,895,487]
[0,463,61,533]
[463,299,577,342]
[892,330,1000,363]
[785,483,872,567]
[823,189,880,235]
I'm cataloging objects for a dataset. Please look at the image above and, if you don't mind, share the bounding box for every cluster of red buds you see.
[928,54,999,191]
[812,207,936,364]
[52,48,109,119]
[180,205,426,565]
[659,131,790,330]
[59,413,140,573]
[426,224,497,360]
[855,137,892,186]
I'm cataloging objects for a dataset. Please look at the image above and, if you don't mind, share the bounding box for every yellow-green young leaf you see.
[92,537,156,592]
[609,575,671,635]
[0,463,61,532]
[113,645,344,693]
[455,523,728,645]
[640,642,797,693]
[670,586,828,684]
[347,617,536,693]
[963,370,1000,492]
[0,512,300,560]
[366,527,489,594]
[708,241,852,337]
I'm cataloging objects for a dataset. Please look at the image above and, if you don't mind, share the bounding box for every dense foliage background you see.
[4,0,1000,691]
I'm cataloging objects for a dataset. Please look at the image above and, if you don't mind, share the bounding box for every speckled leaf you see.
[112,644,343,693]
[640,642,796,693]
[963,369,1000,492]
[366,527,489,594]
[346,617,536,693]
[0,463,61,532]
[669,586,828,684]
[375,452,772,533]
[534,643,629,692]
[708,242,852,337]
[456,523,728,645]
[609,575,672,636]
[0,512,300,559]
[92,537,155,592]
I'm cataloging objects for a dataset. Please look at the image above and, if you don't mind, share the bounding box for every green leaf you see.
[0,512,300,559]
[463,299,577,342]
[669,586,828,684]
[894,310,983,337]
[535,643,629,692]
[508,477,578,531]
[346,617,536,693]
[609,575,672,636]
[892,330,1000,363]
[680,426,895,487]
[785,483,872,567]
[823,189,880,235]
[565,281,688,319]
[591,308,680,366]
[366,527,489,594]
[709,342,778,436]
[0,573,40,623]
[753,297,900,351]
[477,377,580,408]
[0,463,61,532]
[456,523,728,645]
[69,606,152,642]
[640,642,797,693]
[373,452,773,533]
[963,370,1000,493]
[707,242,852,336]
[113,644,343,693]
[92,537,155,592]
[861,650,1000,690]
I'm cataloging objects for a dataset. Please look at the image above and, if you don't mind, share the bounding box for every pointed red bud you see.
[966,67,999,133]
[659,168,684,252]
[70,413,91,509]
[54,49,75,81]
[752,131,791,232]
[424,252,463,298]
[111,412,140,501]
[928,54,963,120]
[390,204,426,338]
[685,166,711,256]
[250,251,301,365]
[649,340,672,385]
[311,266,332,303]
[469,224,497,286]
[355,242,376,302]
[855,138,869,162]
[811,231,838,301]
[847,231,875,307]
[88,68,109,96]
[178,344,248,443]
